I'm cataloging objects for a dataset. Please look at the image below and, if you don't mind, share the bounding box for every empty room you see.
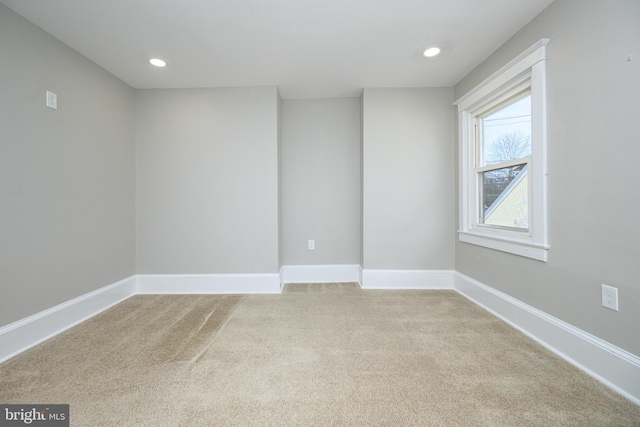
[1,0,639,425]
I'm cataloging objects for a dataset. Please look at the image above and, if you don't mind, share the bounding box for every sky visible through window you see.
[480,94,531,228]
[482,94,531,165]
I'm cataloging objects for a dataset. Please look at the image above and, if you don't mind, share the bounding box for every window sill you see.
[458,230,548,262]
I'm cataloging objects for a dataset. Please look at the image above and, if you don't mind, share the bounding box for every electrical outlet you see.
[601,284,619,311]
[308,240,315,250]
[46,90,57,109]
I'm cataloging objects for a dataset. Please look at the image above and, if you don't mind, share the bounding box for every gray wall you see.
[0,5,136,326]
[281,98,361,265]
[454,0,640,356]
[362,88,455,270]
[135,87,280,274]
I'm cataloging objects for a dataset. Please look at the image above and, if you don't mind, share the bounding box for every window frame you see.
[455,39,549,261]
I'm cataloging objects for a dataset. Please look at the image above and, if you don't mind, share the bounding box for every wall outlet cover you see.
[601,284,619,311]
[46,91,57,109]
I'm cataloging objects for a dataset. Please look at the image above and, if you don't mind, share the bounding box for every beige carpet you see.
[1,284,639,426]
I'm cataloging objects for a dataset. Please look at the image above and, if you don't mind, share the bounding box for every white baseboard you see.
[454,272,640,405]
[280,264,362,284]
[361,269,454,289]
[0,275,136,364]
[136,273,281,294]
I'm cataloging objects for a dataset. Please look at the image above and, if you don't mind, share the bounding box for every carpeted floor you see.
[1,283,639,426]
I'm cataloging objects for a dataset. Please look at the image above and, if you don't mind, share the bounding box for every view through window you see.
[477,93,531,229]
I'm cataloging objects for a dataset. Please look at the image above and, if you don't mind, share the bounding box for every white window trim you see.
[455,39,549,261]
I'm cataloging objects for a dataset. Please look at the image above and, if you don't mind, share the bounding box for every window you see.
[455,39,549,261]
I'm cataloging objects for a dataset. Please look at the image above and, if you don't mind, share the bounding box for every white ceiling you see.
[1,0,555,99]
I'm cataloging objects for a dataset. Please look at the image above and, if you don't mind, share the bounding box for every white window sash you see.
[455,39,549,261]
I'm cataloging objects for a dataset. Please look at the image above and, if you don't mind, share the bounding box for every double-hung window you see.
[455,39,549,261]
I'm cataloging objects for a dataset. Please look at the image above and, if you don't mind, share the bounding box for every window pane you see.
[481,164,528,229]
[482,94,531,166]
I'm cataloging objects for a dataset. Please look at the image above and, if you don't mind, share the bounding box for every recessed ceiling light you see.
[149,58,167,67]
[423,47,441,58]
